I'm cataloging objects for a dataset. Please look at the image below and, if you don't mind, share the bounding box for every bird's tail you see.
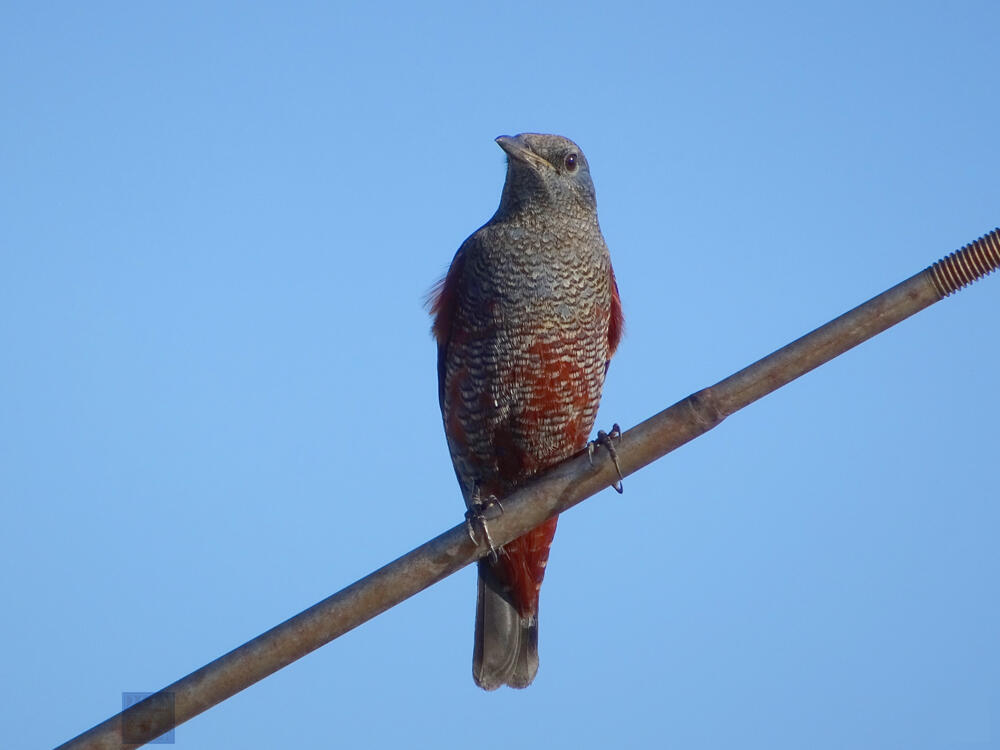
[473,560,539,690]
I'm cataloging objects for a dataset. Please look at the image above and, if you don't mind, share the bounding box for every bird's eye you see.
[564,153,578,172]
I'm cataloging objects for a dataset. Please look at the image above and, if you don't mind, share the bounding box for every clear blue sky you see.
[2,3,998,748]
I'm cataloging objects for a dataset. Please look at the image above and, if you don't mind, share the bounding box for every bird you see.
[429,133,623,690]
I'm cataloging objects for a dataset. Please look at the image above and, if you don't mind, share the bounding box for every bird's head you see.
[495,133,597,214]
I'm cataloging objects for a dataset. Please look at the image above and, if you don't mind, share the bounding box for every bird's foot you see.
[588,423,624,493]
[465,491,505,564]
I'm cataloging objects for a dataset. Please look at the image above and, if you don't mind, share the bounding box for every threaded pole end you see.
[928,227,1000,297]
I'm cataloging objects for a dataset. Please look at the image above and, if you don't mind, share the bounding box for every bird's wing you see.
[427,239,470,408]
[607,263,624,359]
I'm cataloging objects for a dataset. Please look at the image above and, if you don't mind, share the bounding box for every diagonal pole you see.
[57,228,1000,750]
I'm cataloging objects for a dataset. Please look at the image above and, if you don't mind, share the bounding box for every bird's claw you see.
[465,492,504,564]
[588,422,624,493]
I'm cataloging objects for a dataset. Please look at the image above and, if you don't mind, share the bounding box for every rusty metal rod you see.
[57,228,1000,749]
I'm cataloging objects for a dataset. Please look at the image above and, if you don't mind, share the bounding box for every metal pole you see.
[57,228,999,749]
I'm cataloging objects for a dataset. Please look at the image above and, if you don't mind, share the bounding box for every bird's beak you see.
[496,135,552,170]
